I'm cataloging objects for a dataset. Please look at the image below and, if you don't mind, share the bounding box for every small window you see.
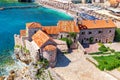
[34,31,37,33]
[95,39,97,42]
[86,38,89,41]
[99,40,101,43]
[98,31,102,34]
[67,35,69,37]
[61,35,63,38]
[88,31,92,34]
[81,32,85,35]
[109,30,111,33]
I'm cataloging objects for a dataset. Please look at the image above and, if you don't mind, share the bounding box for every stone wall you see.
[79,28,115,43]
[58,32,69,39]
[14,34,21,46]
[49,34,58,39]
[25,40,39,63]
[58,32,79,39]
[41,40,57,52]
[43,50,57,67]
[28,28,41,41]
[14,34,28,47]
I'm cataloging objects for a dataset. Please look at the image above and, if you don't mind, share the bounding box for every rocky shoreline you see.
[0,45,58,80]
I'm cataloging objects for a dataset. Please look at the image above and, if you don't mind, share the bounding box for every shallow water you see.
[0,1,73,75]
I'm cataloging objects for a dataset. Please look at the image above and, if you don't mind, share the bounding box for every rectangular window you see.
[81,32,85,35]
[86,38,89,41]
[109,30,111,33]
[98,31,102,34]
[88,31,92,34]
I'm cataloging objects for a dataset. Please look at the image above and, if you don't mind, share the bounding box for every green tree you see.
[114,28,120,42]
[69,32,77,39]
[99,45,108,52]
[89,37,94,43]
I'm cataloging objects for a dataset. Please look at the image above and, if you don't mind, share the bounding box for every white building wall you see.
[25,40,40,63]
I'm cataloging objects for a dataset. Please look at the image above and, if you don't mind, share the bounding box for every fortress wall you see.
[14,34,22,46]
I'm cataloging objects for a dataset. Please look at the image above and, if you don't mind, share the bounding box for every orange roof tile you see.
[20,30,26,37]
[58,21,80,33]
[110,0,118,4]
[44,45,56,51]
[78,20,116,29]
[26,22,42,29]
[42,26,59,34]
[32,30,50,47]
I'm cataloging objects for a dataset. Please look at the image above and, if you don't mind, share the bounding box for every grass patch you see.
[118,67,120,71]
[93,53,120,71]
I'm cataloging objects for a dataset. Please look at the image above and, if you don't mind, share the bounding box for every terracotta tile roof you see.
[44,45,56,51]
[20,30,26,37]
[26,22,42,29]
[32,30,50,47]
[58,21,80,33]
[78,20,116,29]
[110,0,118,4]
[42,26,59,34]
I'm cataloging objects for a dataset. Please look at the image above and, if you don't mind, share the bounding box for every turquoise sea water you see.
[0,1,73,75]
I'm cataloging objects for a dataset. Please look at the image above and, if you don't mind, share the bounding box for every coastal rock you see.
[14,48,31,65]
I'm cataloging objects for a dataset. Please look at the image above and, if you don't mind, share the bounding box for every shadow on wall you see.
[82,43,90,48]
[55,50,71,67]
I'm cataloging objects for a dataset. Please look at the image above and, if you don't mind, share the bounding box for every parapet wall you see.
[14,34,27,47]
[14,34,22,46]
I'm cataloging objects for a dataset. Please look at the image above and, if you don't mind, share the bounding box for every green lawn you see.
[93,53,120,71]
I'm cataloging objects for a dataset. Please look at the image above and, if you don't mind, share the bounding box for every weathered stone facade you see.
[43,49,57,67]
[79,28,115,43]
[27,28,41,41]
[14,20,116,68]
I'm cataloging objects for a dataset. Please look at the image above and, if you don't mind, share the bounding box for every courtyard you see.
[51,48,118,80]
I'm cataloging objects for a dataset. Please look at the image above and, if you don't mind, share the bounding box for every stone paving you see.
[52,49,118,80]
[107,69,120,80]
[105,42,120,52]
[84,43,99,53]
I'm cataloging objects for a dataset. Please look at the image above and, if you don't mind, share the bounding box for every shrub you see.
[23,47,30,54]
[14,45,21,48]
[114,28,120,42]
[98,45,108,52]
[59,38,73,48]
[89,37,94,43]
[110,49,115,53]
[69,32,77,39]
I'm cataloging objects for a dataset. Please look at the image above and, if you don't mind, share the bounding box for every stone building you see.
[14,20,116,67]
[26,22,42,41]
[32,30,57,67]
[42,20,80,40]
[78,20,116,44]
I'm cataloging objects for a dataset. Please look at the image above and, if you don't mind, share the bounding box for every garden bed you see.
[93,52,120,71]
